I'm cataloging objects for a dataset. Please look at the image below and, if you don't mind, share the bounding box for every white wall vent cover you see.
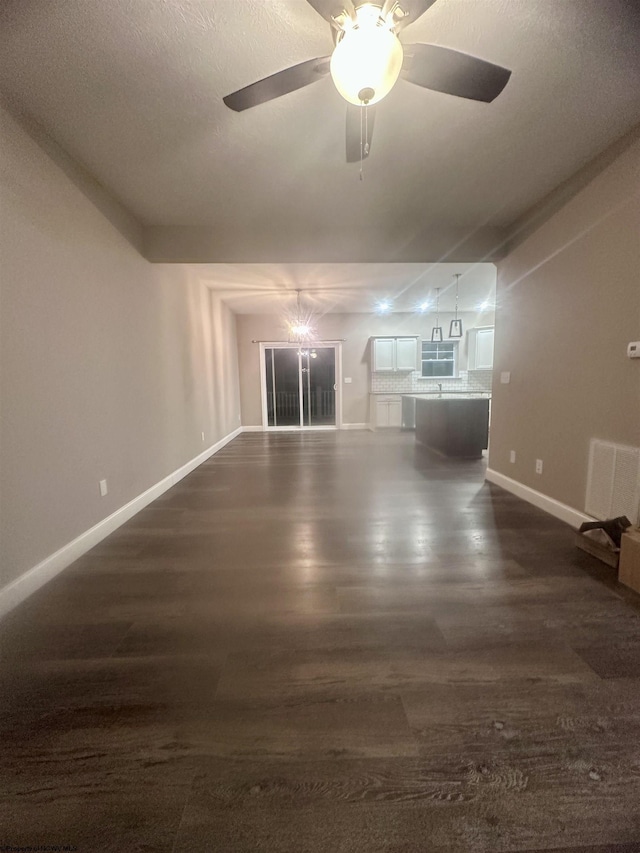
[586,439,640,524]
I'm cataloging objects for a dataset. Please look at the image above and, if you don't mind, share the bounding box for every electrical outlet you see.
[535,459,543,474]
[500,371,511,384]
[510,450,516,463]
[344,377,352,384]
[201,431,205,442]
[99,479,108,497]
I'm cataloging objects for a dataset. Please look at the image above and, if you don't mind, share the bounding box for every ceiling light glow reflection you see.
[290,323,312,337]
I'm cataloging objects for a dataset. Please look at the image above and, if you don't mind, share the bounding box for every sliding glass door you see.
[264,345,337,428]
[265,348,301,427]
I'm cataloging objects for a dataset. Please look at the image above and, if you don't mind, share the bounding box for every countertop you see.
[402,393,491,400]
[370,391,491,397]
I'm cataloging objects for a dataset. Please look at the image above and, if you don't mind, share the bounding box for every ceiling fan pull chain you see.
[364,104,369,158]
[359,97,371,181]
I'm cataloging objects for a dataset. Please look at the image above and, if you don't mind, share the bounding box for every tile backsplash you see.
[371,369,493,395]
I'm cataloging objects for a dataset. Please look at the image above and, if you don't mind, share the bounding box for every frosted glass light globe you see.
[330,6,403,106]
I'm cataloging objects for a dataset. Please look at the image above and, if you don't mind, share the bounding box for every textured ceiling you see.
[1,0,639,273]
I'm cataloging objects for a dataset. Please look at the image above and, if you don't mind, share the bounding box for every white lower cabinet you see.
[373,395,402,428]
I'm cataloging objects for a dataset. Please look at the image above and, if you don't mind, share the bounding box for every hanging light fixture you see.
[287,289,316,343]
[431,287,443,343]
[449,273,463,338]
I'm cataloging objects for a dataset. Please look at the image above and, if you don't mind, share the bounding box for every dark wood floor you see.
[2,431,640,852]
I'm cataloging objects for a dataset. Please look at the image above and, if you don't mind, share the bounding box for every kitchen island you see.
[405,394,490,458]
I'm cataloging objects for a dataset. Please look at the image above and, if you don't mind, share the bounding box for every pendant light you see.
[288,289,315,343]
[449,274,463,338]
[431,288,443,343]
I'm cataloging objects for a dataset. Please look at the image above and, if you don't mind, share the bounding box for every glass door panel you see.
[265,347,301,426]
[301,347,336,427]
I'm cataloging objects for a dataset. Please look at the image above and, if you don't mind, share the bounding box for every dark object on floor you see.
[579,516,632,548]
[575,530,620,568]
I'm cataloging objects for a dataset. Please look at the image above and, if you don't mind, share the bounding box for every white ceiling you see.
[1,0,639,307]
[197,261,496,313]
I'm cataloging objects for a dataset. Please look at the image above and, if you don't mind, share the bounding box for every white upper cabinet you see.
[372,338,396,372]
[371,337,418,372]
[395,337,419,371]
[468,327,495,370]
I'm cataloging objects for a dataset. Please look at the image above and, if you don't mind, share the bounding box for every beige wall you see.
[0,105,241,589]
[489,134,640,513]
[237,309,494,427]
[144,224,507,264]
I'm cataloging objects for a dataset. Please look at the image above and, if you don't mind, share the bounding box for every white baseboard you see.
[485,468,594,529]
[341,423,368,430]
[241,425,264,432]
[0,427,243,620]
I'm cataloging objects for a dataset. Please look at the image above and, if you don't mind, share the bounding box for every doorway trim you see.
[258,341,343,431]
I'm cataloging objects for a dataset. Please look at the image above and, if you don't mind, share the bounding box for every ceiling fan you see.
[223,0,512,163]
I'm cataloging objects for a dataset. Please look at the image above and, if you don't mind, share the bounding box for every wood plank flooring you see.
[1,430,640,852]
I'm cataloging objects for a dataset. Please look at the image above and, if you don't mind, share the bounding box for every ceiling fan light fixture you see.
[330,4,403,106]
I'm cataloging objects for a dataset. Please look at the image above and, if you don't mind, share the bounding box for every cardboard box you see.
[619,528,640,593]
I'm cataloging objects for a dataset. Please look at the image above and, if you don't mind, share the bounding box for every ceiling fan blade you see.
[383,0,439,32]
[346,104,376,163]
[223,56,331,112]
[402,43,511,102]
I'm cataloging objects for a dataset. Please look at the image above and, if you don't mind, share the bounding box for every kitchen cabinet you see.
[468,327,494,370]
[372,395,402,428]
[371,337,418,372]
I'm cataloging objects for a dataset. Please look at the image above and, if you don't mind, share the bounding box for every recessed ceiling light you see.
[418,301,430,312]
[376,300,392,314]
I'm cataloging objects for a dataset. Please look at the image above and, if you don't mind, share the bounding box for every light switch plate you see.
[500,371,511,384]
[99,479,108,497]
